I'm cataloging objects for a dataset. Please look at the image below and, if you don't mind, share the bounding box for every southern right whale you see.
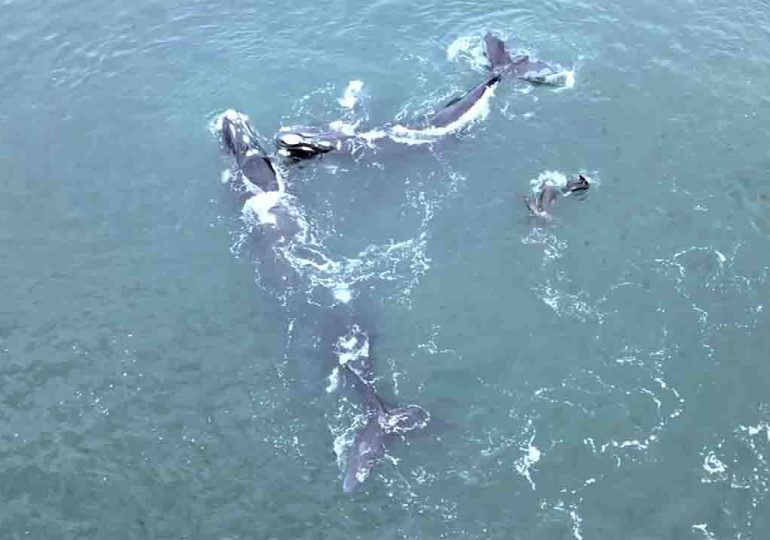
[271,76,504,159]
[526,173,590,216]
[218,109,298,229]
[220,109,283,193]
[335,325,429,493]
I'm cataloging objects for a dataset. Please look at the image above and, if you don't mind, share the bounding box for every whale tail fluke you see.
[484,32,513,71]
[337,329,430,493]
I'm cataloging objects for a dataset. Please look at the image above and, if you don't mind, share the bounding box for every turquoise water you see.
[2,0,770,537]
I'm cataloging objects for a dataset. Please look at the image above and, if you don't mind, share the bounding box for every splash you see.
[698,412,770,536]
[702,452,727,475]
[334,325,370,369]
[338,79,364,109]
[242,191,286,227]
[325,367,340,394]
[446,34,488,72]
[691,524,716,540]
[514,432,542,490]
[527,69,576,89]
[529,170,569,193]
[553,69,576,89]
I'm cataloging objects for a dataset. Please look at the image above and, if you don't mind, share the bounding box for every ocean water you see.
[2,0,770,538]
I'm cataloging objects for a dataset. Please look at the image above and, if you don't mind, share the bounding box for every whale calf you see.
[526,173,590,216]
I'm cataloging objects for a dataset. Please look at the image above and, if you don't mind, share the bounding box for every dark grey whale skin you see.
[426,73,501,129]
[335,327,429,494]
[422,31,563,131]
[221,113,280,193]
[483,32,559,84]
[525,174,590,216]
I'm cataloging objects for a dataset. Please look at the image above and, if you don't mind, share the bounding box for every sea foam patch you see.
[242,191,284,226]
[338,80,364,109]
[446,34,489,72]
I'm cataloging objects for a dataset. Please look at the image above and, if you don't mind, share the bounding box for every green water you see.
[2,0,770,538]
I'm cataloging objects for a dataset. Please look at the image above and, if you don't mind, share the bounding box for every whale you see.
[220,109,283,193]
[335,326,429,493]
[526,174,590,216]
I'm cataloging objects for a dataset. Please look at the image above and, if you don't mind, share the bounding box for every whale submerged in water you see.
[335,325,429,493]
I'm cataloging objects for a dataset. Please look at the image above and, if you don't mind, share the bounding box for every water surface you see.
[2,0,770,538]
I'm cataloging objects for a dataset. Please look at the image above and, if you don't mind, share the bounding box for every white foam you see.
[562,70,576,89]
[357,129,389,143]
[702,452,727,475]
[328,119,359,136]
[569,510,584,540]
[332,428,353,468]
[335,326,370,367]
[514,433,542,490]
[242,191,284,226]
[210,108,249,135]
[692,524,716,539]
[543,69,576,90]
[332,283,353,304]
[325,367,340,394]
[740,422,770,440]
[530,170,569,193]
[220,169,232,184]
[388,83,496,145]
[338,80,364,109]
[446,35,488,72]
